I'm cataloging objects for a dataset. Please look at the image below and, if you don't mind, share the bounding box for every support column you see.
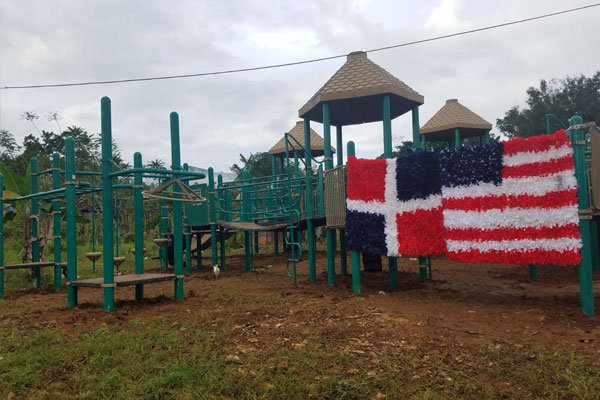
[336,125,347,276]
[183,164,192,275]
[483,130,491,144]
[100,97,114,311]
[304,117,316,283]
[218,174,226,270]
[51,153,62,292]
[570,115,594,316]
[209,168,219,269]
[30,157,40,288]
[454,127,461,148]
[196,233,202,270]
[134,152,144,299]
[170,112,184,301]
[413,105,429,280]
[159,178,168,272]
[271,156,279,255]
[323,102,335,286]
[65,138,78,307]
[347,141,361,294]
[384,95,397,288]
[242,169,252,271]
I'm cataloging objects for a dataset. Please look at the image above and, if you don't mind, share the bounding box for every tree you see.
[230,152,272,178]
[0,130,21,160]
[496,71,600,138]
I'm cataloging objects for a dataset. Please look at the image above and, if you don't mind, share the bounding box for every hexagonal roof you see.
[299,51,424,126]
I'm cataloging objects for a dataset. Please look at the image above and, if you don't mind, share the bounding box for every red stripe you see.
[501,155,574,178]
[445,224,580,241]
[446,248,581,266]
[442,189,577,211]
[502,129,569,155]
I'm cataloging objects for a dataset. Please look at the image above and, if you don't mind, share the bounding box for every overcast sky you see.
[1,0,599,172]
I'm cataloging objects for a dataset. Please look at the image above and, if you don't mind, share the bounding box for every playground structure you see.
[0,97,206,311]
[0,51,598,316]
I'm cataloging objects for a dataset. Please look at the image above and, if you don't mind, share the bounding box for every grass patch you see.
[1,318,598,399]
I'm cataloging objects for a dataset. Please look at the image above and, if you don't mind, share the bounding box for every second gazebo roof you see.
[298,51,424,126]
[420,99,492,141]
[268,121,335,158]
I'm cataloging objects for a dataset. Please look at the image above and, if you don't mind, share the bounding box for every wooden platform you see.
[1,261,57,270]
[217,220,289,231]
[69,273,176,288]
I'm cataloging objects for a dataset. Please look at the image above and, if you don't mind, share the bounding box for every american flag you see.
[441,129,581,266]
[345,130,582,266]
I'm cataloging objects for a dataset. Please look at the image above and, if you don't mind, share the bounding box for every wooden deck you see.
[2,261,57,270]
[218,220,289,231]
[69,273,176,288]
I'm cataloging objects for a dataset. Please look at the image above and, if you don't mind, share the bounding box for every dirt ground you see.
[2,251,599,359]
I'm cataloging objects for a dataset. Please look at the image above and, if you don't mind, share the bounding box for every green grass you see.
[1,317,598,400]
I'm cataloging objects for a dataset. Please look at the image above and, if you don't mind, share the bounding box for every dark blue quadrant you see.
[439,142,504,188]
[345,210,387,255]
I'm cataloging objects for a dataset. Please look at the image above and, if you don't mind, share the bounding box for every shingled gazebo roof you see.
[421,99,492,141]
[268,121,335,158]
[298,51,424,126]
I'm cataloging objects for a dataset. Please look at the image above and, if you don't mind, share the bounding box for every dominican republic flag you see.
[345,150,446,257]
[345,129,582,266]
[441,129,581,266]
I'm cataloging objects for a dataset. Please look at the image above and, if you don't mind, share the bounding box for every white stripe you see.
[384,159,400,256]
[443,205,579,230]
[502,144,572,167]
[446,237,581,253]
[442,169,576,199]
[347,199,384,214]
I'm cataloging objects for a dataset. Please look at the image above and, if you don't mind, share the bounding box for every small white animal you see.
[213,264,220,279]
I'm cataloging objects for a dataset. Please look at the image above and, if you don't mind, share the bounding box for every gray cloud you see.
[1,0,598,172]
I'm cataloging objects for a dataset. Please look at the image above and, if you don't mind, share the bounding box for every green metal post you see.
[483,130,491,144]
[134,152,144,300]
[52,153,62,292]
[336,125,348,275]
[101,97,115,311]
[65,138,78,307]
[91,175,96,272]
[546,117,551,134]
[196,233,202,270]
[183,164,192,275]
[412,106,429,280]
[242,169,252,271]
[208,168,219,269]
[30,157,41,288]
[454,128,461,149]
[570,115,594,316]
[115,190,119,257]
[170,112,184,301]
[347,141,361,293]
[412,104,421,147]
[383,95,398,288]
[159,180,168,272]
[271,156,279,255]
[304,117,316,283]
[218,174,226,270]
[323,102,336,286]
[528,264,537,278]
[0,175,4,299]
